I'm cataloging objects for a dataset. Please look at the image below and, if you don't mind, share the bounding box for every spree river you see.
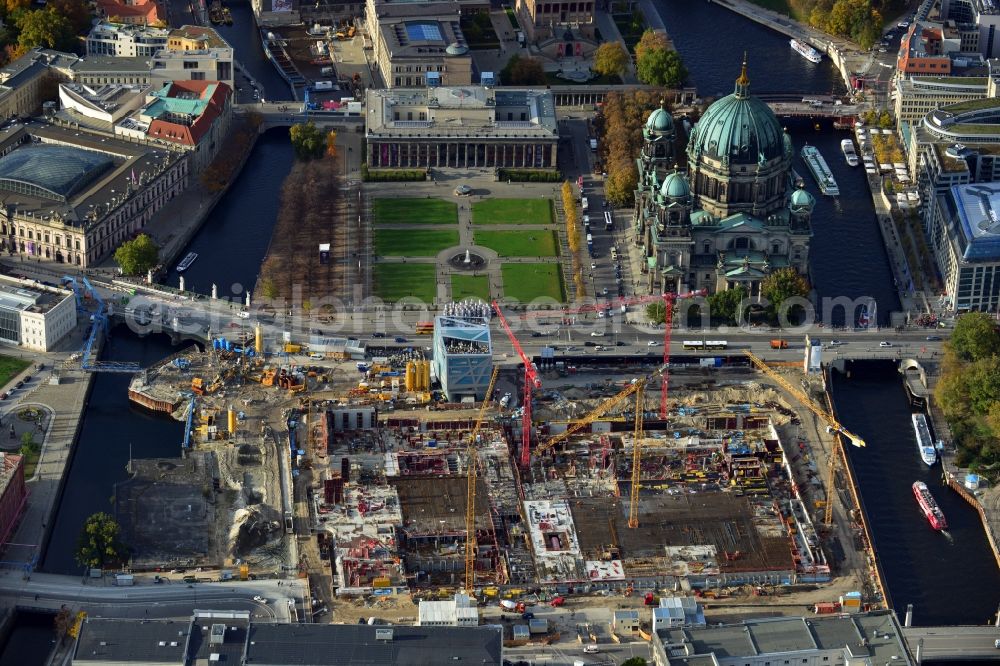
[654,0,1000,625]
[12,0,996,643]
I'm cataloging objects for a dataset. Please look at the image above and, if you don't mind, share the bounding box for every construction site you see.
[115,304,873,621]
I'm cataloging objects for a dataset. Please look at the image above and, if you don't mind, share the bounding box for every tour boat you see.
[801,145,840,196]
[912,481,947,530]
[176,252,198,273]
[841,139,859,167]
[790,38,822,63]
[911,413,937,466]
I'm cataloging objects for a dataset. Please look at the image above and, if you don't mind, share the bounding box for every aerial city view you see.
[0,0,998,663]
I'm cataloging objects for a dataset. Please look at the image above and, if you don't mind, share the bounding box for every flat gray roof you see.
[688,624,755,658]
[74,618,189,664]
[246,624,503,665]
[745,617,816,654]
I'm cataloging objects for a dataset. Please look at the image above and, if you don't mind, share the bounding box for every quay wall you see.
[706,0,862,92]
[943,470,1000,569]
[36,351,98,566]
[156,124,260,270]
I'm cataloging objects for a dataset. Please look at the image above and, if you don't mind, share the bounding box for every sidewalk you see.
[4,361,94,571]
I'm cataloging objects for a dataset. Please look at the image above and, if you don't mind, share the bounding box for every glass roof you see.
[405,22,443,42]
[0,144,115,200]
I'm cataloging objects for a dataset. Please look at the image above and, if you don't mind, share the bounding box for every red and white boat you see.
[912,481,947,530]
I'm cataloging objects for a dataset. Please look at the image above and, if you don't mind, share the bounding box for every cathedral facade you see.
[632,62,814,298]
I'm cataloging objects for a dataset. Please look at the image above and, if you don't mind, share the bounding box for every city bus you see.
[415,321,435,335]
[604,211,614,231]
[682,340,728,350]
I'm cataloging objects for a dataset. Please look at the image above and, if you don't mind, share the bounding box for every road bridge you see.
[901,625,1000,662]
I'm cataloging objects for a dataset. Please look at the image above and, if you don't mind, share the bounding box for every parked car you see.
[0,392,7,400]
[584,645,600,654]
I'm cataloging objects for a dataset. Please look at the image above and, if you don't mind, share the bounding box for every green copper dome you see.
[660,171,690,199]
[687,60,785,165]
[790,186,815,209]
[645,101,674,133]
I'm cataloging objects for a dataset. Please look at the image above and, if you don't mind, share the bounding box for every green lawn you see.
[474,230,559,257]
[373,198,458,225]
[472,198,553,225]
[451,275,491,302]
[375,229,459,256]
[374,264,438,302]
[502,264,565,303]
[0,355,29,389]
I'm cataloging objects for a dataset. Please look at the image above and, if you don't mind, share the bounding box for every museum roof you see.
[365,86,558,140]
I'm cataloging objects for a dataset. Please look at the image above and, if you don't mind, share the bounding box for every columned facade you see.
[367,141,557,169]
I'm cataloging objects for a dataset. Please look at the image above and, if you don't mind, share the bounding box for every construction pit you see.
[304,367,842,604]
[121,336,860,613]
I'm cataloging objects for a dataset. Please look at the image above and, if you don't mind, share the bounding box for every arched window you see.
[732,237,751,250]
[772,242,782,254]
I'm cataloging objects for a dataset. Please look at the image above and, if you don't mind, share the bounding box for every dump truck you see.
[770,339,788,349]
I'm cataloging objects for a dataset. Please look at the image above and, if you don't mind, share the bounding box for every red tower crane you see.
[515,289,705,419]
[491,301,541,467]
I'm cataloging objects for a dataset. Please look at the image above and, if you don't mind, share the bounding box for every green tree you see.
[16,8,75,51]
[45,0,91,34]
[948,311,1000,362]
[593,42,629,79]
[636,48,687,88]
[18,431,37,457]
[289,121,326,160]
[646,301,666,325]
[75,512,128,570]
[259,276,279,300]
[965,356,1000,415]
[707,285,748,324]
[620,658,647,666]
[760,267,811,322]
[501,54,546,86]
[634,29,668,63]
[113,234,159,276]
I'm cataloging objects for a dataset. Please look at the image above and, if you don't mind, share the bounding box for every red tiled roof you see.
[97,0,164,24]
[147,81,231,147]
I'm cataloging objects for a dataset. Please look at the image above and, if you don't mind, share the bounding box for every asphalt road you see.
[0,572,304,622]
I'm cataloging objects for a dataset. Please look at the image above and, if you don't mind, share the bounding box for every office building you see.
[930,181,1000,311]
[652,611,912,666]
[86,22,170,57]
[0,277,76,351]
[365,86,559,169]
[893,75,992,126]
[939,0,1000,58]
[72,610,504,665]
[431,315,493,402]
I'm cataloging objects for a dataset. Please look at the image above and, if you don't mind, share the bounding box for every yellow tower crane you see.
[465,366,500,592]
[742,350,865,525]
[534,369,662,457]
[628,381,645,529]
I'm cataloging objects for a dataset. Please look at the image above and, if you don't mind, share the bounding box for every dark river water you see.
[656,0,998,627]
[2,2,995,659]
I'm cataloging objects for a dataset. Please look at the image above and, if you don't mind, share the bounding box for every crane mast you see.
[465,366,500,592]
[741,350,865,526]
[628,381,645,528]
[491,301,541,467]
